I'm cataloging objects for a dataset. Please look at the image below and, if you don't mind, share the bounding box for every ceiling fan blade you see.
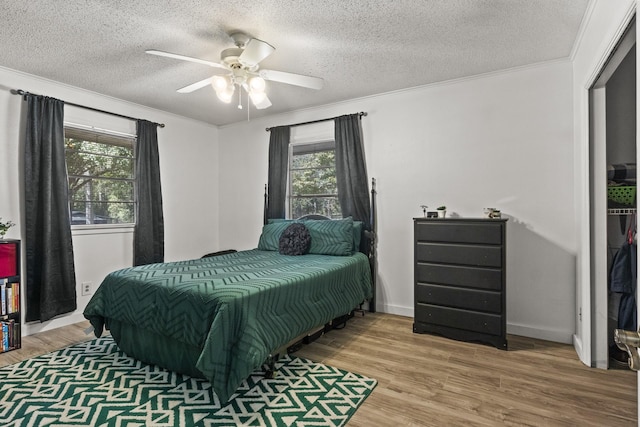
[249,92,272,109]
[259,69,324,90]
[146,50,226,69]
[177,76,214,93]
[238,39,275,68]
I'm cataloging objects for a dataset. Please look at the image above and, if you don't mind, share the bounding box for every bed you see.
[83,205,376,403]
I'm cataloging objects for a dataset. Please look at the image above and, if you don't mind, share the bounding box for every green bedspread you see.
[83,249,372,403]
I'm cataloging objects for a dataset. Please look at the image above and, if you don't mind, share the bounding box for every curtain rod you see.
[265,111,367,132]
[10,89,165,128]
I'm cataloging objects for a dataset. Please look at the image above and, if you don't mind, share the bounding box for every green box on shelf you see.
[608,186,636,205]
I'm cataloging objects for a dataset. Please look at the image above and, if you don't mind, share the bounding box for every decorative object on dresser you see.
[484,207,502,219]
[0,239,20,353]
[413,218,508,350]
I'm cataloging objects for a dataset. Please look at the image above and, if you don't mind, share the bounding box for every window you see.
[64,127,135,225]
[288,141,340,218]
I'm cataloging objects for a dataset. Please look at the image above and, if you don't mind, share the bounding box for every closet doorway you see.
[589,18,636,370]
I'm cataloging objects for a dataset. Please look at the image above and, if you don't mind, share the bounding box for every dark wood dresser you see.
[413,218,508,350]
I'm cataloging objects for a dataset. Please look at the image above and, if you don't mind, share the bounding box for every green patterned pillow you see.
[266,217,361,254]
[305,217,354,256]
[267,218,290,224]
[258,222,294,251]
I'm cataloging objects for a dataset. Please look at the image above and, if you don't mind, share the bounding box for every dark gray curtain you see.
[266,126,291,219]
[24,95,77,322]
[335,114,371,228]
[134,120,164,266]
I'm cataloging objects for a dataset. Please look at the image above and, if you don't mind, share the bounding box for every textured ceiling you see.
[0,0,589,126]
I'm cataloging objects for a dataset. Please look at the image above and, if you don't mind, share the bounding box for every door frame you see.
[580,7,636,369]
[583,8,638,422]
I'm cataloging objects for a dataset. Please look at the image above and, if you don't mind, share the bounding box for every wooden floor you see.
[0,313,636,426]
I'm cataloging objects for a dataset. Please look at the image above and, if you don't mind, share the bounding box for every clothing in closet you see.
[610,237,637,331]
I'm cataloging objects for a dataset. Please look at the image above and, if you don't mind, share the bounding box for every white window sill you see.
[71,224,134,236]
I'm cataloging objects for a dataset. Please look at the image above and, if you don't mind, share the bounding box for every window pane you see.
[291,168,337,195]
[66,139,134,179]
[69,177,134,224]
[70,201,134,225]
[69,178,134,203]
[291,150,335,169]
[289,145,339,219]
[65,128,135,226]
[291,197,341,219]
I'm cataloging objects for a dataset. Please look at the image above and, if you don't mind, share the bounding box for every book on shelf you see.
[14,321,20,349]
[0,320,18,351]
[12,283,19,314]
[0,281,20,315]
[6,285,12,314]
[2,321,8,351]
[7,320,12,350]
[0,279,5,316]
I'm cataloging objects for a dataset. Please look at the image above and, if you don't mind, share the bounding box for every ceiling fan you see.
[146,32,324,110]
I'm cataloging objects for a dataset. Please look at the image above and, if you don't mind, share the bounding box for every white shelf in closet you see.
[607,208,637,215]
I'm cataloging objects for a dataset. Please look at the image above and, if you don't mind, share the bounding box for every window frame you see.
[64,125,137,230]
[287,140,340,219]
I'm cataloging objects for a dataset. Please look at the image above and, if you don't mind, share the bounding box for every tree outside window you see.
[289,141,340,219]
[65,127,135,225]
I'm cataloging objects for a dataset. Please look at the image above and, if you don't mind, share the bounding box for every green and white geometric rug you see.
[0,336,376,426]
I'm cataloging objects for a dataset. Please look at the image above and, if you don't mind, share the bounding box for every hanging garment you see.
[610,240,637,331]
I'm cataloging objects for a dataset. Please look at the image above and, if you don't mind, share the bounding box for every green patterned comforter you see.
[83,249,372,403]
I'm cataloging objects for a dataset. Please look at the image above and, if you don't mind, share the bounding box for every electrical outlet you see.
[81,282,93,296]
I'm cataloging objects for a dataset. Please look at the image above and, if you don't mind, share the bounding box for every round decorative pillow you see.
[278,223,311,255]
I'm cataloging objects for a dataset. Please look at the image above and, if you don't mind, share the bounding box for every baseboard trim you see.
[378,304,412,317]
[573,334,591,367]
[507,322,572,344]
[23,312,88,336]
[396,306,574,344]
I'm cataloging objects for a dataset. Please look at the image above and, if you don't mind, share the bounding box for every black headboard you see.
[297,214,331,221]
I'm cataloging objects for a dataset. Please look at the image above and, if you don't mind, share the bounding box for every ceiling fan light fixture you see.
[249,76,266,93]
[216,85,235,103]
[148,31,324,111]
[211,75,229,92]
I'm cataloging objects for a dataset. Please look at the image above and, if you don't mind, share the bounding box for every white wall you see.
[1,4,619,346]
[218,60,576,343]
[571,0,636,365]
[0,66,220,334]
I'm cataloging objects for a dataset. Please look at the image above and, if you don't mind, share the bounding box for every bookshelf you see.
[0,239,20,353]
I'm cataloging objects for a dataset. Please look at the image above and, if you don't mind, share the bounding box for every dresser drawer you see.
[416,263,502,291]
[416,242,502,267]
[416,283,501,313]
[415,303,502,336]
[415,222,503,245]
